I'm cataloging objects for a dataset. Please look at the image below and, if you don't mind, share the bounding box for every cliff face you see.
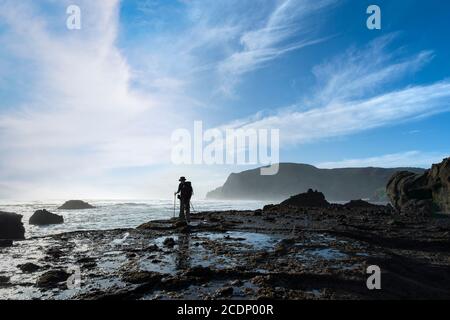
[206,163,425,201]
[429,158,450,213]
[387,157,450,215]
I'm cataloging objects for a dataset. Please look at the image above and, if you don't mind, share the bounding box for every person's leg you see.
[179,198,185,221]
[185,199,191,223]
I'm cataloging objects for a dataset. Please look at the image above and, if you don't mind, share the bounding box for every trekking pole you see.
[173,194,176,219]
[190,201,196,214]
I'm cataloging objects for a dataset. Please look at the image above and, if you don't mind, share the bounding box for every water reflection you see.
[175,234,191,271]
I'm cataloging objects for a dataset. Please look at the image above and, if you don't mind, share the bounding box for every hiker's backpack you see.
[182,181,193,198]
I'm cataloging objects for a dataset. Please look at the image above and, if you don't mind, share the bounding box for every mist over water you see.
[0,200,269,238]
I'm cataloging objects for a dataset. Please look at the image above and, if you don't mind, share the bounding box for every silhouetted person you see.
[174,176,193,224]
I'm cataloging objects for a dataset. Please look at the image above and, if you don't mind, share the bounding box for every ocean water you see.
[0,199,270,238]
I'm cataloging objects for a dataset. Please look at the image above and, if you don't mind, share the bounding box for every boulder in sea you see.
[29,209,64,225]
[386,157,450,216]
[0,211,25,240]
[58,200,95,210]
[280,189,330,208]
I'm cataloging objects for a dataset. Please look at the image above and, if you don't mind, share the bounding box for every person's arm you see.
[175,183,182,195]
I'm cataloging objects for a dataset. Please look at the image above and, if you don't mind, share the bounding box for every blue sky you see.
[0,0,449,200]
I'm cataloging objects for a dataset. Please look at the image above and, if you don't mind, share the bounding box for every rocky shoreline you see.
[1,200,450,300]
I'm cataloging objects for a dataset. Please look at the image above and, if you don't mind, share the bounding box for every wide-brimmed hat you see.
[179,176,186,182]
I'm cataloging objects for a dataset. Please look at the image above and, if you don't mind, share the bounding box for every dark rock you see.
[274,238,297,255]
[36,270,69,288]
[224,235,246,241]
[253,252,270,262]
[176,223,191,233]
[216,286,233,297]
[428,158,450,213]
[230,280,243,287]
[77,257,96,264]
[29,209,64,225]
[138,221,172,230]
[82,262,97,269]
[279,238,296,246]
[175,220,188,228]
[253,209,263,216]
[46,248,64,258]
[344,200,383,209]
[262,204,276,212]
[122,271,163,284]
[402,200,436,218]
[78,257,98,269]
[0,276,10,286]
[387,171,427,213]
[184,266,215,278]
[0,239,13,247]
[0,211,25,240]
[208,216,221,223]
[275,243,288,255]
[280,189,330,208]
[18,263,41,273]
[387,219,404,227]
[387,158,450,216]
[58,200,95,210]
[145,244,159,252]
[251,275,269,286]
[163,237,176,247]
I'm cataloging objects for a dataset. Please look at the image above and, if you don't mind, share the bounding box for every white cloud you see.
[1,0,290,199]
[234,80,450,145]
[222,35,450,146]
[217,0,336,95]
[0,0,187,199]
[311,35,434,105]
[132,0,335,97]
[316,151,448,169]
[0,2,448,200]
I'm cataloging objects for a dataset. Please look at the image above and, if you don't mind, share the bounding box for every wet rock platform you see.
[1,205,450,300]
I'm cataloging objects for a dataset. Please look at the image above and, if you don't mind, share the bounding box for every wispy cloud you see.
[1,0,308,199]
[132,0,335,97]
[316,151,448,169]
[0,0,183,198]
[223,35,450,145]
[310,35,434,105]
[217,0,336,95]
[0,1,449,200]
